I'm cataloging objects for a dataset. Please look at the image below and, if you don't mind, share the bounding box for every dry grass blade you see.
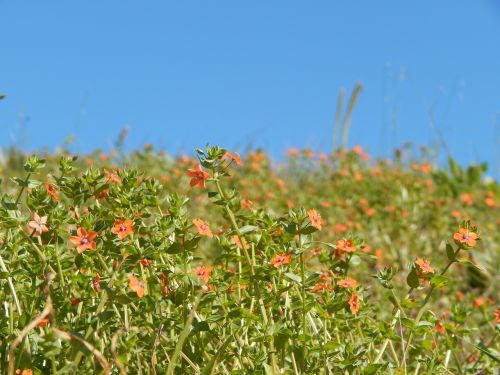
[53,327,111,374]
[341,81,363,149]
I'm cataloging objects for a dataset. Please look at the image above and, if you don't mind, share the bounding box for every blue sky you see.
[1,1,499,176]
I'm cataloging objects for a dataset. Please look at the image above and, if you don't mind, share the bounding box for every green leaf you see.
[406,268,419,288]
[430,275,448,288]
[446,244,456,261]
[475,343,500,363]
[458,258,487,273]
[238,225,258,234]
[284,272,302,285]
[201,333,238,375]
[166,243,183,254]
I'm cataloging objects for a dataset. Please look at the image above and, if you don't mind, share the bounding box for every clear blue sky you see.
[1,1,499,176]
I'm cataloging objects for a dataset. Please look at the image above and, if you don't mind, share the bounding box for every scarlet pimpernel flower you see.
[187,164,210,188]
[337,277,358,289]
[28,212,48,236]
[269,253,292,268]
[193,218,213,238]
[453,227,478,247]
[307,209,323,230]
[70,227,98,253]
[45,183,60,201]
[415,258,434,274]
[348,293,360,314]
[193,266,212,283]
[336,239,356,253]
[111,218,134,239]
[104,168,121,184]
[128,275,145,297]
[225,151,243,166]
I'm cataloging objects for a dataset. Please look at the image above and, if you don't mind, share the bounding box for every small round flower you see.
[415,258,434,274]
[28,212,49,236]
[348,293,360,314]
[307,209,323,230]
[269,253,292,268]
[187,164,210,188]
[453,228,478,247]
[193,218,213,238]
[111,219,134,239]
[337,277,358,289]
[128,275,145,297]
[70,228,98,253]
[193,266,212,283]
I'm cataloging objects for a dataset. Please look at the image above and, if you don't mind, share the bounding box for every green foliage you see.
[0,146,498,374]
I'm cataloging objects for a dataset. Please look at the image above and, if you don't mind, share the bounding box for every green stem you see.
[404,247,462,357]
[213,177,278,374]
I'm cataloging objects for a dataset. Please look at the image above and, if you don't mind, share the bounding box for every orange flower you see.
[310,282,333,293]
[37,318,50,328]
[460,193,474,206]
[128,275,145,297]
[434,322,446,334]
[187,164,210,188]
[193,218,213,238]
[241,199,254,210]
[28,212,49,236]
[104,168,121,184]
[415,258,434,274]
[348,293,360,314]
[453,228,478,247]
[45,183,60,201]
[16,370,33,375]
[111,219,134,239]
[225,151,243,166]
[70,228,98,253]
[307,209,323,230]
[269,253,292,268]
[494,309,500,323]
[473,297,485,308]
[337,277,358,289]
[336,239,356,253]
[193,266,212,283]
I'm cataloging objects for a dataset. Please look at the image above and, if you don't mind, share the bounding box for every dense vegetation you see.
[0,144,498,374]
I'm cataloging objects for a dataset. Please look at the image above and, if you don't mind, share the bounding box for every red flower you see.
[45,183,60,202]
[70,228,98,253]
[187,164,210,188]
[434,322,446,334]
[93,274,101,293]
